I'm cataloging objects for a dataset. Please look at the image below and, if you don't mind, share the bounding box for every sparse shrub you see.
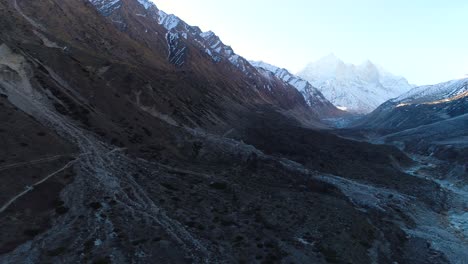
[209,181,227,190]
[55,206,69,215]
[89,202,102,210]
[24,228,42,237]
[47,247,66,256]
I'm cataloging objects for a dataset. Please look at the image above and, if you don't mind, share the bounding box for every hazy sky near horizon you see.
[155,0,467,85]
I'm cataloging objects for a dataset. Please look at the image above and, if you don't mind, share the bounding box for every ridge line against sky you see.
[153,0,468,85]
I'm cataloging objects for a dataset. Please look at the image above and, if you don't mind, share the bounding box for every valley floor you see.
[402,155,468,263]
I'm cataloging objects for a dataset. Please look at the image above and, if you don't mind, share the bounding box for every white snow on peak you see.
[90,0,120,6]
[250,61,284,76]
[200,31,215,39]
[251,61,334,107]
[392,78,468,105]
[157,10,180,31]
[89,0,154,15]
[229,55,242,68]
[88,0,122,15]
[297,55,413,113]
[137,0,154,9]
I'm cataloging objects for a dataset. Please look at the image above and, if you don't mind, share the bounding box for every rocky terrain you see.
[0,0,467,263]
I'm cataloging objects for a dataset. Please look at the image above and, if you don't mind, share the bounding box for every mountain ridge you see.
[250,60,344,117]
[86,0,335,125]
[354,78,467,163]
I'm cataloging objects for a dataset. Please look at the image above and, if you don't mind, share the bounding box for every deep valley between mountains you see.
[0,0,466,263]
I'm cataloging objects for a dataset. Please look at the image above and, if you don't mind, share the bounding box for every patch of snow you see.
[336,106,347,111]
[88,0,121,15]
[94,239,103,246]
[296,237,314,246]
[200,31,215,39]
[111,19,125,25]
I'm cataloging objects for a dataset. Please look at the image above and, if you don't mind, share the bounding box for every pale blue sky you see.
[154,0,468,85]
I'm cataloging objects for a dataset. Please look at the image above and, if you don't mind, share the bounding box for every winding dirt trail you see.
[12,0,46,31]
[0,155,67,172]
[0,158,77,214]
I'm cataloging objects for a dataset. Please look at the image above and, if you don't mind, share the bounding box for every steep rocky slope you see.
[251,61,344,118]
[86,0,326,127]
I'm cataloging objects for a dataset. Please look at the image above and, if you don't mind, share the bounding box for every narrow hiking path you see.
[12,0,46,31]
[0,157,78,214]
[0,155,69,172]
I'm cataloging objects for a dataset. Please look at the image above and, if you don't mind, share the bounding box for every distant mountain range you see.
[360,78,468,130]
[356,78,467,162]
[297,54,414,113]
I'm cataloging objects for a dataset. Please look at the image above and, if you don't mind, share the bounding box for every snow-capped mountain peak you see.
[297,55,413,113]
[317,53,342,65]
[304,53,345,81]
